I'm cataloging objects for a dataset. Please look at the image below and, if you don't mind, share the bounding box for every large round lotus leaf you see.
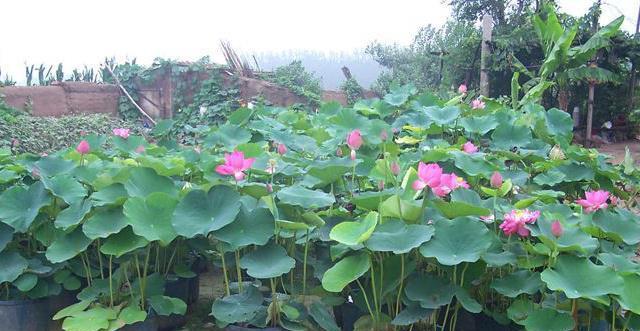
[148,295,187,316]
[117,306,147,325]
[309,301,341,331]
[353,191,394,211]
[55,199,92,231]
[541,255,624,300]
[591,209,640,245]
[419,217,492,265]
[171,186,241,238]
[365,219,434,254]
[211,286,263,324]
[34,158,75,177]
[330,211,378,246]
[82,208,127,240]
[507,298,535,325]
[424,106,460,126]
[598,253,640,274]
[14,273,38,292]
[277,185,335,209]
[0,251,28,283]
[383,85,415,106]
[41,175,87,205]
[45,227,92,263]
[451,152,496,177]
[460,115,499,134]
[90,183,128,207]
[322,252,370,293]
[491,270,544,297]
[214,207,274,249]
[531,218,598,254]
[0,181,50,233]
[306,158,353,184]
[404,275,455,309]
[61,306,116,331]
[433,200,491,219]
[205,124,252,149]
[380,196,422,223]
[522,308,574,331]
[124,167,177,198]
[301,211,326,227]
[391,304,433,326]
[491,124,532,149]
[0,222,14,253]
[113,135,147,154]
[616,274,640,314]
[124,192,178,246]
[455,287,482,313]
[239,243,295,279]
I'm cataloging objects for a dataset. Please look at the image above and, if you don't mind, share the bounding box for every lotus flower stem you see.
[220,249,230,296]
[108,255,113,307]
[370,255,380,321]
[395,254,405,317]
[303,229,309,296]
[97,240,104,279]
[235,250,243,293]
[356,279,375,319]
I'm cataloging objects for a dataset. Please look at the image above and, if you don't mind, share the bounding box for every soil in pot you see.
[0,298,51,331]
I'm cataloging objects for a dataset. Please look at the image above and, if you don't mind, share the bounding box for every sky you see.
[1,0,638,84]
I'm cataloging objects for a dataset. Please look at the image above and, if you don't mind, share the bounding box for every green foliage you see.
[340,77,364,105]
[0,113,141,154]
[260,60,323,105]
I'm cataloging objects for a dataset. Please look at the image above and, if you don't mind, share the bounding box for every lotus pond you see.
[0,85,639,331]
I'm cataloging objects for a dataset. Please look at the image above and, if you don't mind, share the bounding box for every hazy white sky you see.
[0,0,637,82]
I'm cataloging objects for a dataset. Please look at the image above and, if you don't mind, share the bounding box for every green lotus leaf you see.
[522,308,574,331]
[210,286,263,324]
[491,270,544,297]
[392,304,432,326]
[455,287,482,313]
[591,209,640,245]
[433,200,491,219]
[424,106,460,126]
[544,108,573,144]
[204,124,252,149]
[0,169,19,184]
[41,175,87,205]
[171,186,241,238]
[307,158,353,184]
[100,226,149,257]
[0,251,28,283]
[492,124,532,149]
[82,208,127,240]
[276,220,310,231]
[55,199,92,231]
[301,211,326,227]
[598,253,640,274]
[117,305,147,325]
[34,157,75,177]
[61,306,117,331]
[14,273,38,292]
[383,85,414,106]
[365,219,434,254]
[0,223,14,253]
[45,227,92,263]
[0,182,50,232]
[555,163,594,182]
[330,211,378,246]
[419,217,492,265]
[113,135,147,154]
[405,275,455,309]
[531,218,598,254]
[124,192,178,246]
[239,243,295,279]
[277,185,335,209]
[322,252,371,293]
[90,183,128,206]
[352,191,394,211]
[380,195,422,223]
[148,295,187,316]
[541,254,624,300]
[124,167,177,198]
[53,300,92,320]
[460,115,499,134]
[309,301,341,331]
[507,298,535,325]
[214,207,274,249]
[616,274,640,314]
[451,151,496,177]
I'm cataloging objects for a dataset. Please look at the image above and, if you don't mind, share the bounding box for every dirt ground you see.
[596,140,640,164]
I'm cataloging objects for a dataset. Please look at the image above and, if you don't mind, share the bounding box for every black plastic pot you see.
[225,326,282,331]
[333,302,364,331]
[48,291,79,331]
[0,298,51,331]
[118,316,158,331]
[164,277,190,303]
[187,275,199,304]
[157,314,187,331]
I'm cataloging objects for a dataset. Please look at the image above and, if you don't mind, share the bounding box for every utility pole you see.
[480,14,493,97]
[628,3,640,110]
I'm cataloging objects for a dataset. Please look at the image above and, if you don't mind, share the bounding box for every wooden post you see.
[480,14,493,97]
[586,81,595,146]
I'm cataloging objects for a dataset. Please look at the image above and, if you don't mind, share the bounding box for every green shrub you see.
[261,60,323,105]
[0,113,142,154]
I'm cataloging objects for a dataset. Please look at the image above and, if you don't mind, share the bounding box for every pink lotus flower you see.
[277,143,287,155]
[347,129,363,150]
[380,130,388,141]
[462,141,478,153]
[576,190,610,213]
[431,173,469,197]
[112,128,130,139]
[135,145,145,153]
[499,209,540,237]
[390,162,400,176]
[471,99,485,110]
[551,220,563,237]
[490,171,503,188]
[76,140,90,154]
[266,183,273,193]
[215,150,255,181]
[458,84,467,94]
[480,214,495,223]
[610,196,619,205]
[412,162,443,191]
[378,180,385,190]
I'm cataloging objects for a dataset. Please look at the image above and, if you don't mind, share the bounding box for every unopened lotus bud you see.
[551,220,563,237]
[380,130,388,141]
[549,145,565,160]
[390,162,400,176]
[490,171,503,188]
[266,183,273,193]
[378,180,384,190]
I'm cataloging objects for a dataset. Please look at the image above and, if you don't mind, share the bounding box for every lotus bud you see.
[277,143,287,155]
[549,145,565,160]
[380,130,388,141]
[266,183,273,193]
[378,180,384,190]
[490,171,503,188]
[551,220,563,237]
[76,140,90,154]
[390,161,400,176]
